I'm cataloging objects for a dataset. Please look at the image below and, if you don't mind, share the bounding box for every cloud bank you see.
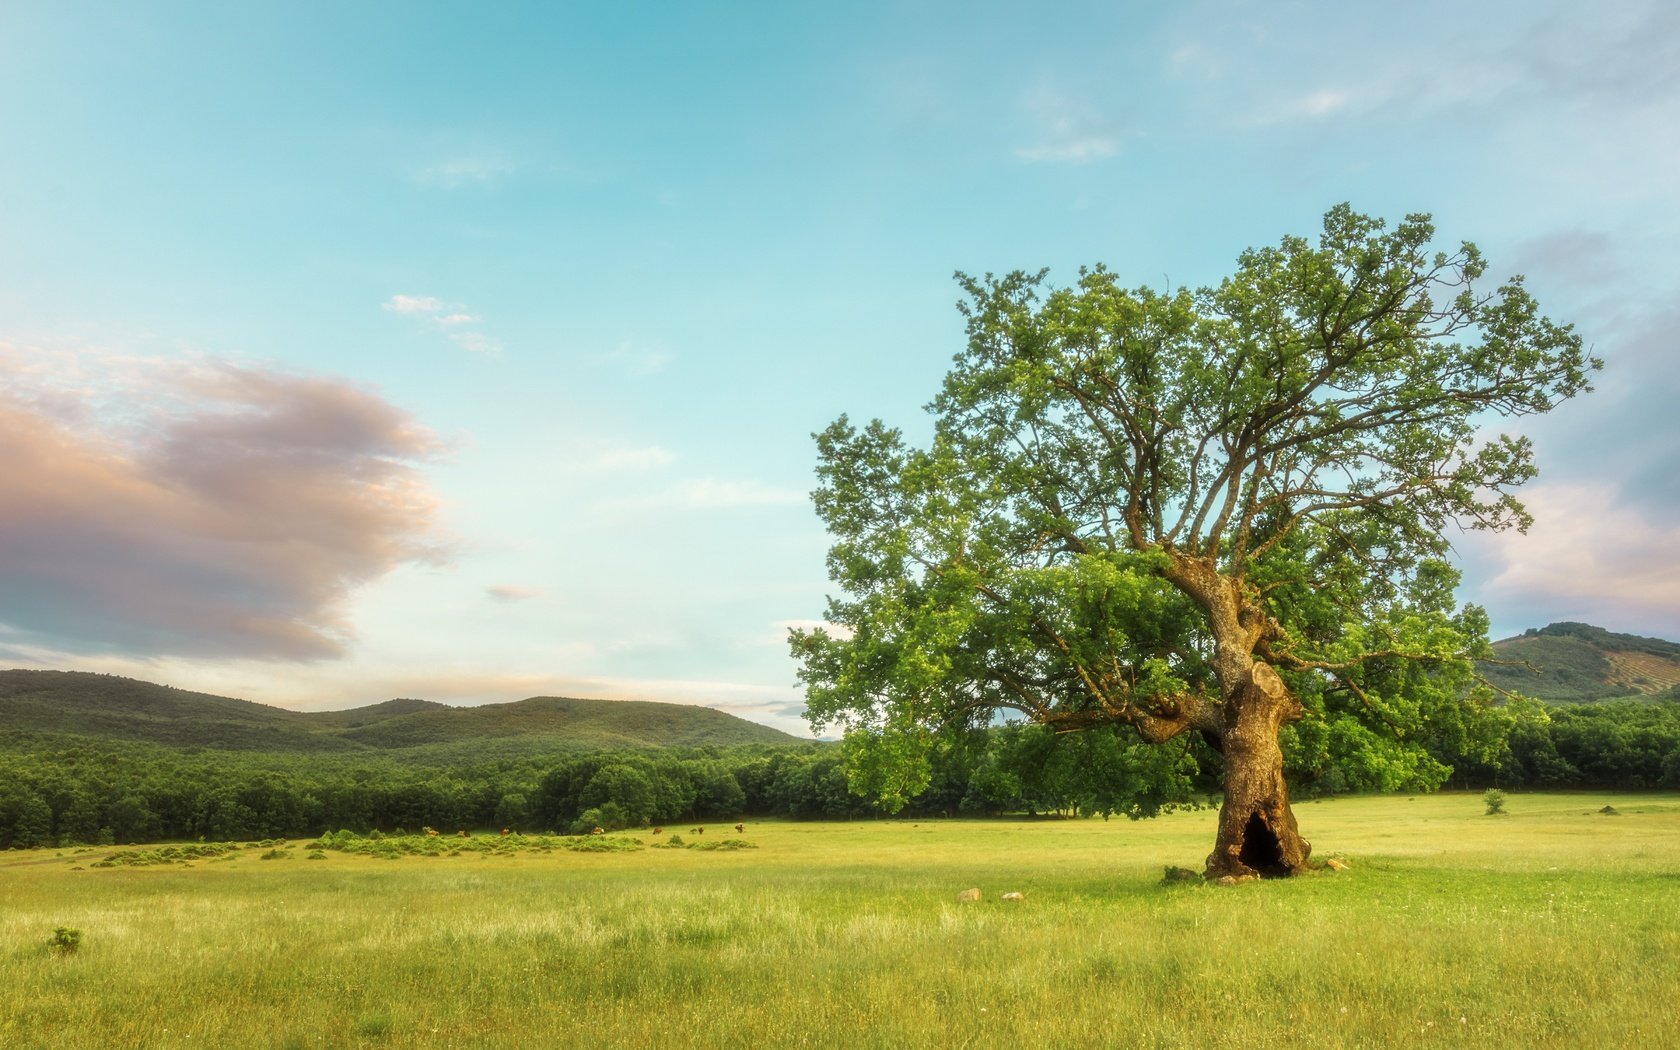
[0,348,447,660]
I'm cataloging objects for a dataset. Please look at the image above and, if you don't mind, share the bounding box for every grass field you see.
[3,792,1677,1048]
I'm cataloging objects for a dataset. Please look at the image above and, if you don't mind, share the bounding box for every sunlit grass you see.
[3,792,1676,1047]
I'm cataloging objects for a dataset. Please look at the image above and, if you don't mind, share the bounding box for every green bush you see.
[1483,788,1507,815]
[50,927,81,954]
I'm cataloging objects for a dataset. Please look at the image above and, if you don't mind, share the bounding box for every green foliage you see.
[493,792,528,830]
[794,205,1595,816]
[49,927,81,954]
[1484,789,1507,815]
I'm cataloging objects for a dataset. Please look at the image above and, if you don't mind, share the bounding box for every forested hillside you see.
[3,638,1678,851]
[0,670,797,757]
[1479,623,1680,702]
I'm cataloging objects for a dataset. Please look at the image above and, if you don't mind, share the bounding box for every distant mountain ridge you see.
[0,669,801,756]
[1480,622,1680,702]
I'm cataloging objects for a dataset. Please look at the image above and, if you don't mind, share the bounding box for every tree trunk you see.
[1205,662,1313,879]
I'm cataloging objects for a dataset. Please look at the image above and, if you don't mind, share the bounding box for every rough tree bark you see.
[1164,553,1313,878]
[1205,662,1312,878]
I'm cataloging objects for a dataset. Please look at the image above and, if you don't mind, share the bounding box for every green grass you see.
[3,792,1677,1047]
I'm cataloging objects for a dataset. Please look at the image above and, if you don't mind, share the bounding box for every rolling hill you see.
[0,669,802,756]
[1479,622,1680,702]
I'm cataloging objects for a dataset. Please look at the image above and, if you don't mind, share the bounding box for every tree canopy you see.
[792,205,1597,875]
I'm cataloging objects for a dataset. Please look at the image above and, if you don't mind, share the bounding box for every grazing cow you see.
[652,827,663,835]
[500,828,510,836]
[457,830,470,838]
[426,829,440,838]
[591,827,605,835]
[734,823,744,834]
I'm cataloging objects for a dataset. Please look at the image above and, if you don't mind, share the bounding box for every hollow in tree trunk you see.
[1204,662,1313,879]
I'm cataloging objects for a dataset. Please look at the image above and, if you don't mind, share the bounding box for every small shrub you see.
[260,848,289,860]
[50,927,81,954]
[306,851,328,860]
[351,1013,392,1039]
[1483,788,1507,815]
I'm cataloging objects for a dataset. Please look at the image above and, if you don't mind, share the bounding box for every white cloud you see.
[486,584,546,603]
[1295,89,1350,118]
[385,295,501,356]
[607,339,673,377]
[673,478,806,508]
[383,294,444,315]
[1016,135,1120,164]
[763,618,854,646]
[447,331,502,356]
[414,154,517,189]
[1014,84,1124,164]
[591,476,808,516]
[1168,41,1221,80]
[579,445,675,472]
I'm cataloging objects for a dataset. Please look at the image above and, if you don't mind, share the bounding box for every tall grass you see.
[3,792,1676,1047]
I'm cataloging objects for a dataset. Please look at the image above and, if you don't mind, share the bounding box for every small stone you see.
[1325,857,1350,871]
[957,887,982,903]
[1001,891,1025,901]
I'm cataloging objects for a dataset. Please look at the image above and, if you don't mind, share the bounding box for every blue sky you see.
[2,1,1676,733]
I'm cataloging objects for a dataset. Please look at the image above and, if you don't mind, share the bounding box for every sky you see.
[2,1,1676,735]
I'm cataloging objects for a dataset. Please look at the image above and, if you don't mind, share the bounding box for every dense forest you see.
[4,698,1679,849]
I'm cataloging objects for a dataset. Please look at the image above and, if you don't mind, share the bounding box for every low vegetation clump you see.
[1485,788,1508,815]
[306,830,645,859]
[88,843,240,868]
[652,835,757,852]
[48,927,81,954]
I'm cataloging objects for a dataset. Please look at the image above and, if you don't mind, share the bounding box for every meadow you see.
[2,792,1676,1048]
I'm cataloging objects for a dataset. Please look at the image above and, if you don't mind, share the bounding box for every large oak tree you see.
[791,206,1597,877]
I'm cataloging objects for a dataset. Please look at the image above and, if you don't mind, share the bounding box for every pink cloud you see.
[1458,481,1680,640]
[0,353,448,660]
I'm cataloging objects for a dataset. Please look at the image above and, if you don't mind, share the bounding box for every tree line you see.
[2,699,1677,850]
